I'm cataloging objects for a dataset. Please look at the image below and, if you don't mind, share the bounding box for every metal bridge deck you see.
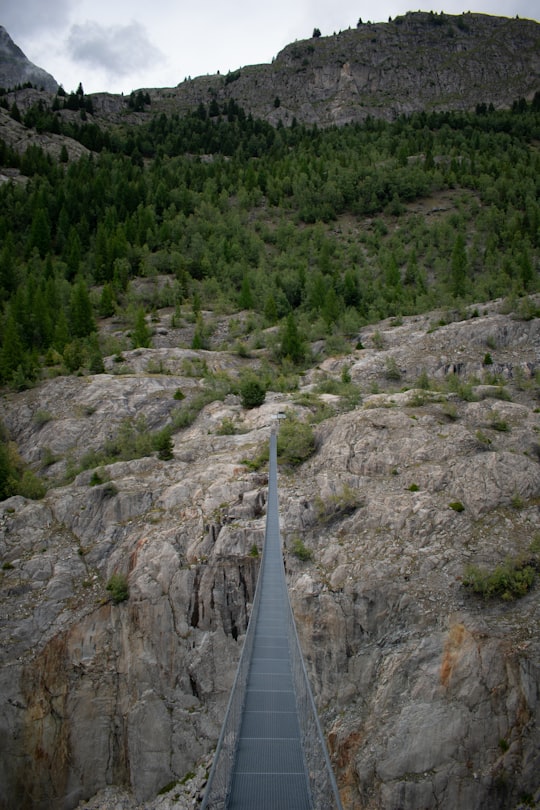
[226,483,311,808]
[201,430,342,810]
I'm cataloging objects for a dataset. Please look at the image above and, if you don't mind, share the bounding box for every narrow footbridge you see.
[201,430,343,810]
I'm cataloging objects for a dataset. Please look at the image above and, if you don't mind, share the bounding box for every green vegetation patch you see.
[106,573,129,604]
[463,555,537,601]
[315,484,363,522]
[290,537,313,561]
[277,415,316,467]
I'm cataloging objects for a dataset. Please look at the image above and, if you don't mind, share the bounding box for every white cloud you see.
[67,20,165,77]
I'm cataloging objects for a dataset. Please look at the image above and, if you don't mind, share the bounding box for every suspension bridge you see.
[201,429,343,810]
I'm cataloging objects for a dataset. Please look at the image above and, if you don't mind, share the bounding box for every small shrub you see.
[498,738,510,753]
[242,442,269,471]
[40,447,58,468]
[315,484,362,522]
[106,573,129,603]
[240,377,266,409]
[483,352,493,366]
[482,383,511,401]
[449,501,464,512]
[17,470,46,500]
[529,534,540,555]
[475,430,492,446]
[341,365,352,384]
[384,356,401,381]
[102,482,118,498]
[463,559,535,601]
[441,401,459,421]
[416,369,431,389]
[313,378,361,412]
[489,416,509,432]
[511,493,524,509]
[291,537,313,561]
[2,561,14,570]
[408,483,420,492]
[89,470,103,486]
[277,416,316,467]
[33,409,53,427]
[158,780,178,795]
[409,391,428,407]
[173,388,185,400]
[146,358,168,375]
[445,374,477,402]
[293,392,335,423]
[154,428,174,460]
[249,543,259,557]
[216,417,237,435]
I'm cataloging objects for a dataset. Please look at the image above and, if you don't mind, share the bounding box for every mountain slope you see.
[0,26,58,93]
[146,12,540,127]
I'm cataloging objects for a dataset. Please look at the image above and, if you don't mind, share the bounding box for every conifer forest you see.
[0,91,539,496]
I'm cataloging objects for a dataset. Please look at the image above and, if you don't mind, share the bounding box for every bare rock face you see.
[146,12,540,127]
[0,26,58,92]
[0,104,89,168]
[0,300,539,809]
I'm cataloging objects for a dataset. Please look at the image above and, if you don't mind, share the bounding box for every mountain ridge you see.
[0,25,58,93]
[1,12,539,128]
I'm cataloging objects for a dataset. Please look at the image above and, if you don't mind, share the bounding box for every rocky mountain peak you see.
[0,25,58,93]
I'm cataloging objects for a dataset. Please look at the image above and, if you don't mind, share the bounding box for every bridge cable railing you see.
[199,522,265,809]
[201,430,342,809]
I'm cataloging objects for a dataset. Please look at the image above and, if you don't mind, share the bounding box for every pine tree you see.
[238,276,253,309]
[0,236,16,297]
[280,313,305,365]
[29,209,51,259]
[70,277,96,338]
[155,429,174,460]
[99,283,116,317]
[132,307,152,348]
[0,440,15,500]
[0,312,24,382]
[450,233,467,298]
[264,294,278,324]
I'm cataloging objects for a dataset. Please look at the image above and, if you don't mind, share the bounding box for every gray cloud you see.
[1,0,74,36]
[67,20,164,77]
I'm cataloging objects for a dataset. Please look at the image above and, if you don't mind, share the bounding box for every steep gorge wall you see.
[0,304,539,809]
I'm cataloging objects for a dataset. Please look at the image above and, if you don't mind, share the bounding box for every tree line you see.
[0,95,538,389]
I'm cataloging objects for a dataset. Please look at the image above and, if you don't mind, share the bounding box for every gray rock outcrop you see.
[0,300,539,809]
[146,12,540,127]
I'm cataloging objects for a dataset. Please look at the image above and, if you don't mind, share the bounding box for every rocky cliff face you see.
[1,298,539,810]
[0,26,58,93]
[147,12,540,127]
[1,12,539,137]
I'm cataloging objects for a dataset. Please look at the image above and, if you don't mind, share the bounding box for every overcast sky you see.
[2,0,539,95]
